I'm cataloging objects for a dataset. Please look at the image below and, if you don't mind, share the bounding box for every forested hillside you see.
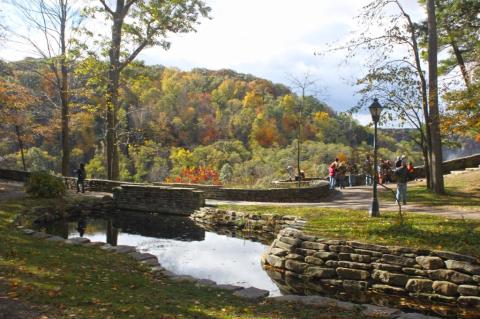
[0,58,422,186]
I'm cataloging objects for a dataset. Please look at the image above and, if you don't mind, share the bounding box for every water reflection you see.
[37,213,280,295]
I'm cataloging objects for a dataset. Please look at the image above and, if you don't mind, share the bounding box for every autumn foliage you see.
[167,166,221,185]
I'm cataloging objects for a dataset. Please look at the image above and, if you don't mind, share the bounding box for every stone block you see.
[432,281,458,296]
[274,239,296,251]
[372,270,409,287]
[382,254,416,267]
[405,279,433,293]
[347,241,389,253]
[445,259,480,275]
[428,269,474,284]
[342,280,368,291]
[279,236,302,247]
[301,241,327,250]
[457,296,480,307]
[415,256,445,270]
[402,268,428,276]
[305,267,336,279]
[305,256,324,266]
[361,305,402,318]
[336,267,370,280]
[338,261,372,271]
[295,248,316,256]
[372,284,406,294]
[325,260,338,268]
[474,275,480,283]
[350,253,371,263]
[313,251,337,260]
[324,240,345,245]
[265,254,285,268]
[338,253,351,261]
[433,250,478,264]
[372,263,403,272]
[285,254,304,261]
[269,247,288,257]
[329,245,354,253]
[458,285,480,296]
[354,249,382,257]
[285,260,308,274]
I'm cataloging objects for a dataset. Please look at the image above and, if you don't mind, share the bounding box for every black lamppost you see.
[369,98,383,217]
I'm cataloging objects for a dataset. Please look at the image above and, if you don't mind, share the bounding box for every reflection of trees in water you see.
[263,267,477,319]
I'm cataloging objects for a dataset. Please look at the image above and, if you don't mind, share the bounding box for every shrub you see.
[25,171,66,198]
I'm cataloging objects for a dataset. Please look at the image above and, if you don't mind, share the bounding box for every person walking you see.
[76,163,86,193]
[394,158,409,205]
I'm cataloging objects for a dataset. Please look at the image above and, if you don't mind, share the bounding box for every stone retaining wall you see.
[414,153,480,178]
[262,227,480,308]
[155,182,331,202]
[113,185,205,215]
[191,207,306,243]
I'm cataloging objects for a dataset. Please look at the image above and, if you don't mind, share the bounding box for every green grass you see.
[0,192,369,319]
[218,205,480,257]
[380,170,480,210]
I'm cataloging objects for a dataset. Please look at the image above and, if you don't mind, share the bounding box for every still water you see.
[40,213,281,295]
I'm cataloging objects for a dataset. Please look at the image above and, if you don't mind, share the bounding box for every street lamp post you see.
[369,98,383,217]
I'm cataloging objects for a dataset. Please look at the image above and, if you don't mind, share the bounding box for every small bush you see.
[25,171,66,198]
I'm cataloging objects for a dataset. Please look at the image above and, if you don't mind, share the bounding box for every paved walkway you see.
[207,185,480,220]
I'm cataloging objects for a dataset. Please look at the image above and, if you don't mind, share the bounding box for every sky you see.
[0,0,426,125]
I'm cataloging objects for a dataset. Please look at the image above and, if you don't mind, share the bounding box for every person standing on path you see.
[394,159,409,205]
[328,162,337,190]
[76,163,86,193]
[364,155,373,186]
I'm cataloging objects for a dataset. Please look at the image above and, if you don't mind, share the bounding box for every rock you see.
[46,236,65,242]
[445,259,480,275]
[372,284,406,294]
[274,239,296,251]
[233,287,269,300]
[325,260,338,268]
[32,232,51,239]
[304,256,324,266]
[337,261,372,270]
[313,252,337,260]
[336,267,370,280]
[372,270,409,287]
[265,254,285,268]
[333,300,358,311]
[127,252,156,261]
[21,229,35,235]
[458,285,480,296]
[285,260,308,273]
[305,267,336,279]
[85,241,106,247]
[433,250,478,264]
[402,267,428,276]
[324,240,345,245]
[269,247,288,257]
[195,279,216,287]
[216,284,244,291]
[329,245,354,253]
[346,241,389,253]
[112,245,136,254]
[338,253,351,261]
[428,269,474,284]
[297,295,337,307]
[295,248,316,256]
[65,237,90,245]
[415,256,445,270]
[141,259,159,266]
[405,279,433,293]
[342,280,368,291]
[170,275,197,283]
[372,263,403,272]
[457,296,480,307]
[269,295,304,303]
[285,254,304,261]
[350,253,371,263]
[432,281,458,296]
[301,241,327,250]
[361,304,402,317]
[395,313,441,319]
[354,249,383,257]
[279,236,302,247]
[382,254,416,267]
[474,275,480,283]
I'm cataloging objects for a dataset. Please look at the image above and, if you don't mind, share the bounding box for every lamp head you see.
[369,98,383,123]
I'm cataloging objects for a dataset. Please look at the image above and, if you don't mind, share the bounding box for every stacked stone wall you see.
[414,153,480,178]
[113,185,205,215]
[262,228,480,308]
[155,182,331,202]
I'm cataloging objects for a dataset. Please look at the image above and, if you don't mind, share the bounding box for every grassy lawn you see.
[0,191,369,319]
[219,205,480,258]
[380,170,480,210]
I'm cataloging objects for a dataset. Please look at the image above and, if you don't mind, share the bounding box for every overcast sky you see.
[0,0,426,125]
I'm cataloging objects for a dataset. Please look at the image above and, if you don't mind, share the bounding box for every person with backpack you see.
[394,158,409,205]
[76,163,86,193]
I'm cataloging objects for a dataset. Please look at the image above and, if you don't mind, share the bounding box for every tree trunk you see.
[60,0,70,177]
[106,2,124,181]
[14,125,26,171]
[450,39,470,87]
[427,0,445,194]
